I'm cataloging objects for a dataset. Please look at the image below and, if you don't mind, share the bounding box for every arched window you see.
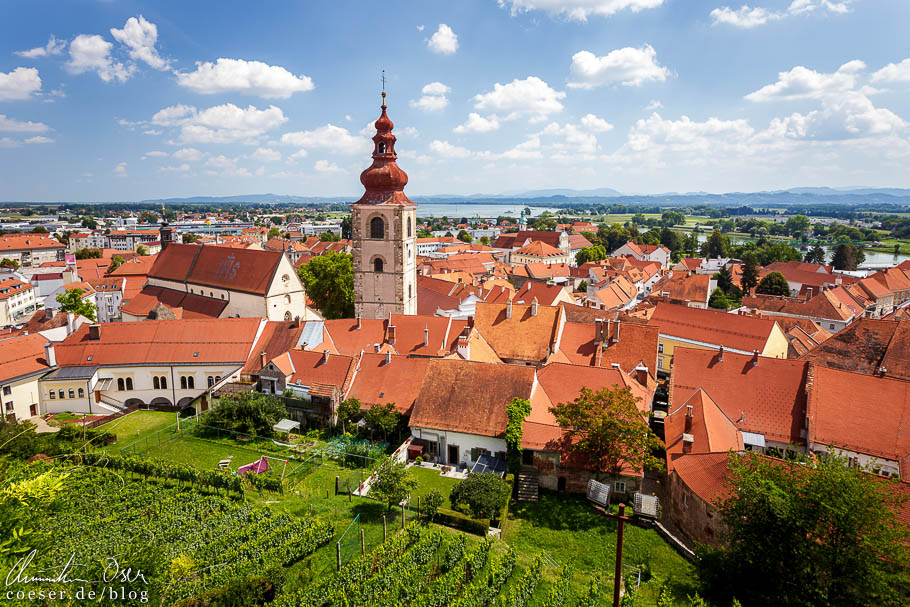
[180,376,187,390]
[68,389,75,399]
[284,294,291,304]
[373,258,384,273]
[160,376,167,389]
[187,376,195,389]
[207,376,215,388]
[153,377,160,390]
[117,378,125,391]
[58,389,64,399]
[407,217,412,238]
[378,142,386,154]
[78,388,84,398]
[49,390,56,399]
[125,378,133,391]
[284,310,292,321]
[370,217,385,239]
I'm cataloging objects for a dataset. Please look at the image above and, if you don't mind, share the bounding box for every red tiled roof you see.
[148,243,283,296]
[120,285,227,319]
[321,318,388,357]
[386,314,458,357]
[271,350,355,392]
[0,279,34,300]
[473,302,562,362]
[345,353,431,413]
[107,255,158,276]
[410,359,535,437]
[54,318,264,367]
[0,234,65,251]
[514,240,565,258]
[0,333,51,381]
[655,274,710,304]
[537,362,650,420]
[665,389,744,473]
[648,303,780,353]
[241,320,306,374]
[803,318,910,381]
[670,346,809,445]
[513,281,568,307]
[671,452,734,504]
[807,365,910,465]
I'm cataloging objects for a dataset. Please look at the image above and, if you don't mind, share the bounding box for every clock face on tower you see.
[351,93,417,319]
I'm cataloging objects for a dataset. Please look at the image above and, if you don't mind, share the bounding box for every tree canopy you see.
[755,271,790,296]
[698,451,910,607]
[199,392,287,438]
[73,248,102,260]
[370,455,416,509]
[740,252,760,295]
[549,386,664,476]
[804,244,827,265]
[297,251,354,319]
[450,472,511,519]
[831,242,865,271]
[319,232,341,242]
[364,402,399,441]
[55,288,97,322]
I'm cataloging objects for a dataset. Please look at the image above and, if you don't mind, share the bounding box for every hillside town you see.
[2,99,909,606]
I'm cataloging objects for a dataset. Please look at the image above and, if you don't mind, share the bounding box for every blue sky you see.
[1,0,909,201]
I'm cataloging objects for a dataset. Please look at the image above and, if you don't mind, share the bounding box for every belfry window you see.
[370,217,385,239]
[374,258,384,273]
[407,217,412,237]
[377,142,386,154]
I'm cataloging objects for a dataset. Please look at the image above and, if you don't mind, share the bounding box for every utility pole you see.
[603,503,633,607]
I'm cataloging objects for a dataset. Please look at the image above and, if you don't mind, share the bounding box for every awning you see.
[741,432,766,448]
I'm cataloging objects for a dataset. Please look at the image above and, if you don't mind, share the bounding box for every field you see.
[587,213,709,227]
[98,409,178,449]
[408,465,460,503]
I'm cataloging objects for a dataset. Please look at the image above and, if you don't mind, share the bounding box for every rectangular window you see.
[68,389,75,399]
[657,357,664,369]
[658,343,664,354]
[614,480,626,493]
[49,391,55,399]
[2,386,10,396]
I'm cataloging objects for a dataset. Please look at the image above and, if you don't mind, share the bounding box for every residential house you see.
[0,333,52,420]
[0,279,37,328]
[612,241,671,268]
[258,349,355,424]
[652,273,714,308]
[344,352,432,414]
[803,318,910,382]
[473,301,565,366]
[0,234,65,267]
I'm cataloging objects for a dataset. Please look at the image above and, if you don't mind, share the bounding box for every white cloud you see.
[624,112,756,154]
[175,58,314,98]
[280,124,371,155]
[497,0,664,22]
[745,61,862,102]
[159,164,190,172]
[251,147,282,162]
[0,67,42,101]
[110,15,169,70]
[428,24,458,54]
[24,136,53,144]
[417,25,425,31]
[0,114,49,133]
[173,147,203,161]
[410,94,449,112]
[579,114,614,132]
[645,100,663,111]
[767,92,906,140]
[501,136,543,160]
[711,1,851,29]
[16,35,66,58]
[66,34,134,82]
[205,155,250,177]
[0,138,20,149]
[473,76,565,121]
[568,45,670,89]
[114,162,128,177]
[454,112,501,133]
[871,58,910,84]
[429,140,473,158]
[314,159,345,173]
[422,82,451,95]
[142,150,168,160]
[401,126,420,138]
[289,149,308,160]
[149,103,287,144]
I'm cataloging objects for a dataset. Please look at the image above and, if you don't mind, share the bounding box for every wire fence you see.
[337,513,361,568]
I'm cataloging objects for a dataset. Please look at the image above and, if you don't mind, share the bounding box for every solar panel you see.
[471,454,507,477]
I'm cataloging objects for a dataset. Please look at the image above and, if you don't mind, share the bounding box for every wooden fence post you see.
[383,515,387,542]
[336,542,341,571]
[360,529,365,556]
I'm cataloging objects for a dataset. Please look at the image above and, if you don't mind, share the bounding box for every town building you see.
[0,233,66,267]
[0,333,51,420]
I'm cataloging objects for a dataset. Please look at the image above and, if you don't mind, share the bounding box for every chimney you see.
[44,342,56,367]
[717,345,724,362]
[88,324,101,341]
[505,298,512,319]
[385,351,392,365]
[387,325,396,344]
[260,351,266,368]
[530,297,539,316]
[44,307,54,321]
[611,362,621,369]
[612,320,621,344]
[423,325,429,347]
[322,349,330,364]
[684,404,694,432]
[594,319,604,344]
[356,315,362,330]
[635,365,649,387]
[66,312,75,335]
[373,343,381,353]
[751,350,760,367]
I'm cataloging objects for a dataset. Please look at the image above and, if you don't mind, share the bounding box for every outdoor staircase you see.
[517,465,539,502]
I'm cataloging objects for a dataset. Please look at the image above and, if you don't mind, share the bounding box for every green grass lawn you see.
[408,465,460,504]
[98,410,177,451]
[503,490,698,605]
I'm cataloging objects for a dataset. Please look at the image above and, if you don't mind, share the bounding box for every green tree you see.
[715,266,734,293]
[702,230,730,259]
[319,232,341,242]
[755,271,790,296]
[81,217,98,230]
[660,210,685,227]
[182,233,200,244]
[297,251,354,319]
[30,226,48,234]
[0,258,19,270]
[740,252,759,295]
[138,210,158,224]
[74,248,102,260]
[370,455,416,510]
[136,244,149,256]
[267,227,281,240]
[364,402,399,441]
[578,280,588,292]
[708,287,730,309]
[422,488,443,521]
[107,255,125,273]
[784,214,810,236]
[549,386,664,476]
[200,392,287,438]
[55,288,97,322]
[457,229,473,243]
[449,472,511,519]
[505,397,531,474]
[831,242,865,271]
[340,214,352,239]
[804,244,827,265]
[698,451,910,607]
[479,235,490,246]
[336,397,362,433]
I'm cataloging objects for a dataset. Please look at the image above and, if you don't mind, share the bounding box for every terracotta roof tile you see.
[665,389,744,472]
[0,279,34,300]
[345,353,431,413]
[0,234,65,251]
[321,318,388,357]
[271,350,355,392]
[473,301,562,362]
[514,240,565,258]
[120,285,228,319]
[671,452,734,504]
[648,302,780,353]
[410,359,535,437]
[0,333,51,381]
[148,243,282,295]
[804,318,910,381]
[242,320,306,374]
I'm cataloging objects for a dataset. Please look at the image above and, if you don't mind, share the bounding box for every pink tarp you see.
[237,456,269,476]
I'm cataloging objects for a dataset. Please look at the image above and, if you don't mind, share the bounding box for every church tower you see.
[352,92,417,318]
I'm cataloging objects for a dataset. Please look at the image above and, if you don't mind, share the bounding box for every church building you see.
[352,92,418,319]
